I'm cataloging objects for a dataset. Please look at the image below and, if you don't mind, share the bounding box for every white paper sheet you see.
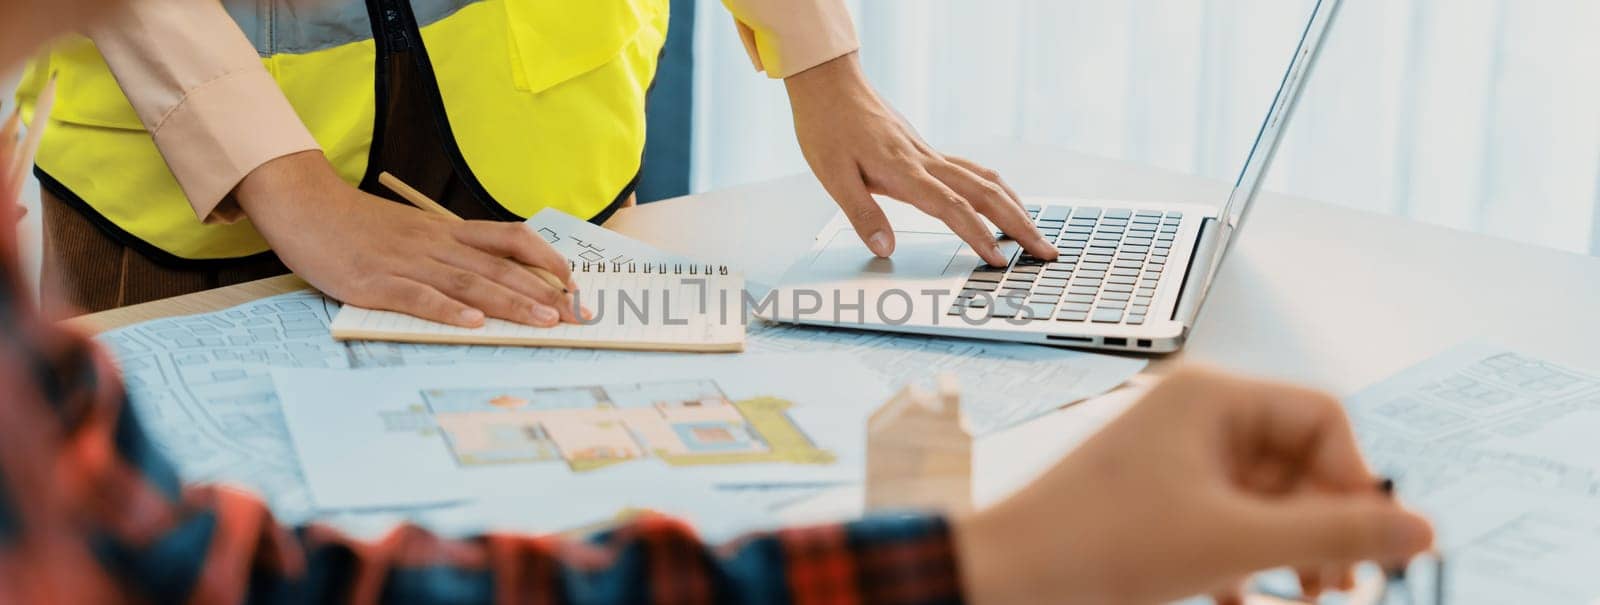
[275,354,887,511]
[747,323,1145,435]
[1346,342,1600,604]
[412,465,810,543]
[97,208,1143,537]
[333,270,746,351]
[348,209,1148,436]
[92,210,695,523]
[97,292,349,522]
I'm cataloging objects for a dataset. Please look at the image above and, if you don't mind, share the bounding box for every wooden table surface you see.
[70,274,311,334]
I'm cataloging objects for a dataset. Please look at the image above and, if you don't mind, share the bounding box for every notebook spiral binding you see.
[569,261,731,276]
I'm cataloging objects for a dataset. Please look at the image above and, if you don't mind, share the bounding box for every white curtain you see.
[693,0,1600,256]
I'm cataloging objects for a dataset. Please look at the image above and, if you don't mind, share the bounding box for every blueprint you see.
[1346,343,1600,604]
[99,293,349,523]
[353,321,1143,436]
[98,210,670,524]
[275,354,886,513]
[348,209,1145,436]
[97,208,1142,534]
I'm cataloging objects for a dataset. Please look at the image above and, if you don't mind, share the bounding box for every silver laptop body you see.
[762,0,1343,354]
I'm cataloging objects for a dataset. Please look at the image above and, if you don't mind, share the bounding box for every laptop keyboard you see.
[949,205,1181,325]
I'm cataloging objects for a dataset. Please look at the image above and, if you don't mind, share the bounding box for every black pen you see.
[1376,477,1409,582]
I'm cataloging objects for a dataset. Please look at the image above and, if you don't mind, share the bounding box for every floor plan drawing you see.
[96,211,1138,536]
[100,287,1140,526]
[276,354,885,511]
[410,380,833,471]
[352,319,1146,437]
[1346,343,1600,603]
[94,211,693,522]
[1353,348,1600,446]
[99,292,351,522]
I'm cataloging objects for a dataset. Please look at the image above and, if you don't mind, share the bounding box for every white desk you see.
[608,143,1600,503]
[79,143,1600,508]
[615,143,1600,389]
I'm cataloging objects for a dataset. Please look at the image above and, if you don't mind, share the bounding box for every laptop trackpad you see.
[807,231,969,280]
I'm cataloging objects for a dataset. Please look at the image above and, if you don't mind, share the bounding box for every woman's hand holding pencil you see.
[232,150,584,329]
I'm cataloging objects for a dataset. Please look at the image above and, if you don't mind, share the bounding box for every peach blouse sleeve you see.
[88,0,319,223]
[722,0,861,78]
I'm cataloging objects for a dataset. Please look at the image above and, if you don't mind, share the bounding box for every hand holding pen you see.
[953,368,1435,605]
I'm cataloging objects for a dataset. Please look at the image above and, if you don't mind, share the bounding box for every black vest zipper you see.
[379,0,410,51]
[360,0,399,196]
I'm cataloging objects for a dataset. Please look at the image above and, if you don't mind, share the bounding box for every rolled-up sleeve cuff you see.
[731,0,861,79]
[148,68,320,224]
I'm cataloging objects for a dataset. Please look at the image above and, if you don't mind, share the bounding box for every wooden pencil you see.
[378,171,569,294]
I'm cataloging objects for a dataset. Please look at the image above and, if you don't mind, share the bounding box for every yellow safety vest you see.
[16,0,669,263]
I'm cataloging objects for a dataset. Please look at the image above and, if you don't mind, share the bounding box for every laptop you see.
[761,0,1343,354]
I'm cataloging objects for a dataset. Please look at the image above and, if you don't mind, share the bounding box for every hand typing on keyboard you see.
[950,205,1181,326]
[786,55,1058,267]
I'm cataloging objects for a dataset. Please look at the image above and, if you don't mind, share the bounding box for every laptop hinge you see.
[1170,218,1225,326]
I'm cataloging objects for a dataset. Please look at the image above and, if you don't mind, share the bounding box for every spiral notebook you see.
[330,261,746,353]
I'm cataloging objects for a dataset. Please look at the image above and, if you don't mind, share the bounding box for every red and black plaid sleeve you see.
[0,210,966,604]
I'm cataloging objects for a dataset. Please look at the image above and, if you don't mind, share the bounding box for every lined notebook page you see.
[331,270,745,353]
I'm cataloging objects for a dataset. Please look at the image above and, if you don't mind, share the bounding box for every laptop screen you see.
[1215,0,1344,258]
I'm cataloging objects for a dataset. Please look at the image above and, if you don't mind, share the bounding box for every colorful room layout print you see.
[418,380,835,471]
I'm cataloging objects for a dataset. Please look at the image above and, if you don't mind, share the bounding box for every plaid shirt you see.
[0,180,964,605]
